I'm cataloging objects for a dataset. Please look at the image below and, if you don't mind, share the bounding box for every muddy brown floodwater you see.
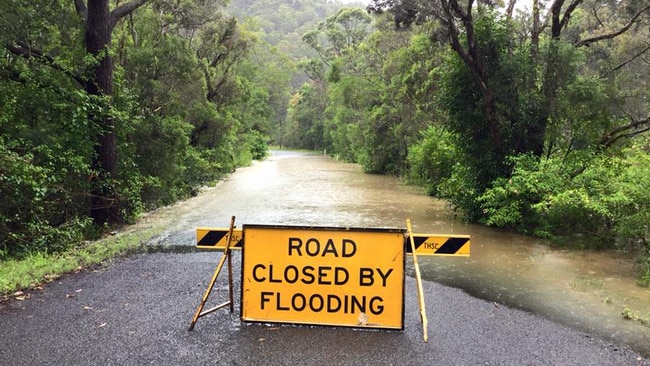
[151,150,650,357]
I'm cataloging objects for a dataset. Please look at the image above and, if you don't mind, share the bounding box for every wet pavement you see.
[1,251,646,365]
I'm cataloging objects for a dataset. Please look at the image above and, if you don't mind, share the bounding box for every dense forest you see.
[1,0,649,283]
[279,0,650,282]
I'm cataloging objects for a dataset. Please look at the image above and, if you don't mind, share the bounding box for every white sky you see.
[336,0,537,13]
[336,0,371,5]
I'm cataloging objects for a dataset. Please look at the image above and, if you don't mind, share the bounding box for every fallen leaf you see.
[13,291,30,300]
[44,274,60,281]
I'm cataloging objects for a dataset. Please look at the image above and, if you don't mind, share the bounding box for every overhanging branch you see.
[110,0,149,28]
[576,4,650,47]
[600,116,650,148]
[559,0,583,32]
[74,0,88,21]
[611,43,650,73]
[5,41,85,87]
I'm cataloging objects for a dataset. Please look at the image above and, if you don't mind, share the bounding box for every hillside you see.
[225,0,361,60]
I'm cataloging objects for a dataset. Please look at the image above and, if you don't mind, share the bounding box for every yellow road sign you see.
[407,234,470,256]
[196,228,243,250]
[240,225,405,329]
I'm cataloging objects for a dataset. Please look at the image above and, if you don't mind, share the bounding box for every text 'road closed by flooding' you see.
[241,225,405,329]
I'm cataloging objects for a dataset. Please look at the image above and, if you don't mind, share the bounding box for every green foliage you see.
[438,14,535,191]
[248,129,270,160]
[131,115,195,208]
[476,154,566,234]
[0,141,84,257]
[321,7,372,56]
[324,73,372,162]
[478,146,650,251]
[0,37,97,256]
[637,260,650,287]
[283,83,327,150]
[544,44,617,155]
[0,0,283,260]
[323,29,443,175]
[406,126,460,196]
[436,162,479,220]
[226,0,342,62]
[605,145,650,252]
[356,108,402,174]
[356,31,441,175]
[621,307,650,327]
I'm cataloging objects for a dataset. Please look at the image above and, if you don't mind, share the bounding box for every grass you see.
[637,262,650,287]
[0,224,165,298]
[621,307,650,327]
[569,275,605,291]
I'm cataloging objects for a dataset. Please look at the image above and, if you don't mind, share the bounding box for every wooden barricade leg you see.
[407,219,429,342]
[188,216,236,331]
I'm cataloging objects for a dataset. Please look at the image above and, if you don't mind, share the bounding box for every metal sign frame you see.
[188,217,237,331]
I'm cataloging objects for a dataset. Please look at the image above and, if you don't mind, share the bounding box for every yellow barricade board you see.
[240,225,405,329]
[196,227,243,250]
[408,234,470,256]
[197,228,470,257]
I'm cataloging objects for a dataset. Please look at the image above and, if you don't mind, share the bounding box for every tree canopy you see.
[0,0,294,257]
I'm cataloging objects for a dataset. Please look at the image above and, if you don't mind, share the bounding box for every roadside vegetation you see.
[0,0,304,295]
[1,0,649,295]
[0,224,162,297]
[0,3,298,261]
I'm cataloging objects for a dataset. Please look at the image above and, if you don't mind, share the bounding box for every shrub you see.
[477,146,650,253]
[406,126,460,196]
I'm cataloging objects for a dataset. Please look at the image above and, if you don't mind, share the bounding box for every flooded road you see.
[418,230,650,357]
[198,150,649,356]
[2,149,648,365]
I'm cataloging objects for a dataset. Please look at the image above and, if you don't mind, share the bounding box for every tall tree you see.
[368,0,650,159]
[74,0,149,224]
[367,0,650,221]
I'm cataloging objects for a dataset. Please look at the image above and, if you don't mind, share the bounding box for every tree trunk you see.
[86,0,118,224]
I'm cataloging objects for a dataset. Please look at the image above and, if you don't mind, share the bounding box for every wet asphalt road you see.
[1,252,647,366]
[0,151,647,365]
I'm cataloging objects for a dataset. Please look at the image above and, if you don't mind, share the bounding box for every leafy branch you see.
[5,41,85,87]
